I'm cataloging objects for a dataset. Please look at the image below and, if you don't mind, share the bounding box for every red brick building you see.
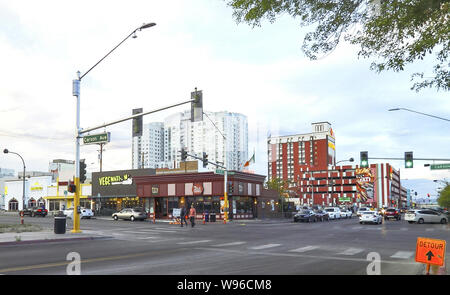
[268,122,402,209]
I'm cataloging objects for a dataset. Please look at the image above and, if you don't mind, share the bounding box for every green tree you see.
[226,0,449,92]
[437,184,450,209]
[265,177,289,195]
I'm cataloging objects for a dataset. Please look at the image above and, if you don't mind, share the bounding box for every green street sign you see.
[83,132,110,145]
[215,169,234,175]
[339,197,351,202]
[430,163,450,170]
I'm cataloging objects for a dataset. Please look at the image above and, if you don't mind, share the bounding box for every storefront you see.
[134,171,266,220]
[45,183,92,213]
[91,168,155,216]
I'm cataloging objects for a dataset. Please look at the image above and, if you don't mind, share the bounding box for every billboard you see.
[355,168,376,203]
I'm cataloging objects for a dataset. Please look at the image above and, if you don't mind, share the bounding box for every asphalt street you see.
[0,214,448,275]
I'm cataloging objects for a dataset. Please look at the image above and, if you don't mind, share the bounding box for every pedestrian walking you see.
[189,204,196,228]
[180,206,188,227]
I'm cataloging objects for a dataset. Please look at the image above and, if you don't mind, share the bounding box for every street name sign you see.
[430,163,450,170]
[415,237,446,266]
[215,169,235,175]
[83,132,110,145]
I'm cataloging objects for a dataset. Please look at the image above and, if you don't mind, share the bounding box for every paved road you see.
[0,215,448,275]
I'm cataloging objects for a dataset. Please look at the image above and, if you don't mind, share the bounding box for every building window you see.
[9,199,19,211]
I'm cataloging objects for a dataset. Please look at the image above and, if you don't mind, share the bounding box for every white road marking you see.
[426,228,434,232]
[400,228,408,231]
[289,246,320,253]
[177,240,212,245]
[338,248,364,256]
[212,241,247,247]
[249,244,281,250]
[137,236,159,240]
[390,251,414,259]
[351,226,363,230]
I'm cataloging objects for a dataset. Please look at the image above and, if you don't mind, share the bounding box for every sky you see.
[0,0,449,199]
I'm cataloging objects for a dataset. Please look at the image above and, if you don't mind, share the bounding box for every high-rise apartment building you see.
[132,110,248,171]
[267,122,336,182]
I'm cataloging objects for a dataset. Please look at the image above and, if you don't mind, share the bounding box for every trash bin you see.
[210,213,216,222]
[54,211,66,234]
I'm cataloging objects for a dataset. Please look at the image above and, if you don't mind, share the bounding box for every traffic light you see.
[68,183,76,193]
[202,152,208,168]
[191,88,203,122]
[405,151,413,168]
[181,148,187,161]
[360,151,368,168]
[228,182,233,195]
[80,159,87,183]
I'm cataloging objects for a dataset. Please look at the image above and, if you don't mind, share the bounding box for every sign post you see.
[415,237,446,275]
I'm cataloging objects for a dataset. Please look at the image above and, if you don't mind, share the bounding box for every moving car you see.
[63,207,94,219]
[356,207,371,217]
[339,209,353,219]
[294,210,317,222]
[22,207,48,217]
[112,208,148,221]
[314,210,330,221]
[324,207,341,220]
[384,208,401,221]
[405,209,448,224]
[359,211,383,224]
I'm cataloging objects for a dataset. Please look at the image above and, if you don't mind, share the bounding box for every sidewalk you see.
[0,229,110,246]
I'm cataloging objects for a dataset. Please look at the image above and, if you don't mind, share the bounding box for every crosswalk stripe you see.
[249,244,281,250]
[177,240,212,245]
[212,241,247,247]
[426,228,434,232]
[289,246,320,253]
[390,251,414,259]
[338,248,364,256]
[137,237,159,240]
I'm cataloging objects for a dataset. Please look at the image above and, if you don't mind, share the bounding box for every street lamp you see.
[3,149,26,224]
[72,22,156,233]
[335,158,354,165]
[388,108,450,122]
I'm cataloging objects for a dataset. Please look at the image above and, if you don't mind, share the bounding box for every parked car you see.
[339,209,353,219]
[112,208,148,221]
[359,211,383,224]
[384,208,401,221]
[63,207,94,219]
[357,207,371,217]
[294,210,317,223]
[314,210,330,221]
[324,207,341,220]
[405,209,448,224]
[22,207,48,217]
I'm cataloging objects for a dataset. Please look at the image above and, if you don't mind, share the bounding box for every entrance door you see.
[155,197,168,219]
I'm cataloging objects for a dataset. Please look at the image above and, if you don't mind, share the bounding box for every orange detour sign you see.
[415,237,446,266]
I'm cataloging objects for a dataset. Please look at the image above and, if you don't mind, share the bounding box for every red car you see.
[22,207,48,217]
[384,208,401,221]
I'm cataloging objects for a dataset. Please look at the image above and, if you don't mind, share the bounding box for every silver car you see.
[405,209,448,224]
[112,208,147,221]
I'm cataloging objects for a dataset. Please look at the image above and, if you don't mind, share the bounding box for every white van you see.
[324,207,341,220]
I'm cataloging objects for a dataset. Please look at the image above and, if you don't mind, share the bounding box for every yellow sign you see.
[415,237,446,266]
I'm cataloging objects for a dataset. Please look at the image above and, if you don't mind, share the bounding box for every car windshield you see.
[325,209,334,212]
[300,210,310,214]
[363,212,374,215]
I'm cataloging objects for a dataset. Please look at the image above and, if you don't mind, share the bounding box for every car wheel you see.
[130,216,135,222]
[418,218,424,224]
[113,215,118,221]
[441,218,447,224]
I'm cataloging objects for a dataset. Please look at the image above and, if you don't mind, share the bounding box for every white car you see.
[324,207,341,220]
[63,207,94,219]
[359,211,382,224]
[405,209,448,224]
[340,209,353,219]
[356,207,371,217]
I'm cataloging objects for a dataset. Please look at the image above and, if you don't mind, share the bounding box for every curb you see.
[0,236,113,246]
